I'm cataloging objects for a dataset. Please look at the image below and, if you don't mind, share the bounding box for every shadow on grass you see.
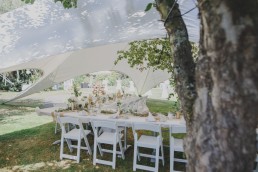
[0,98,44,107]
[0,122,186,172]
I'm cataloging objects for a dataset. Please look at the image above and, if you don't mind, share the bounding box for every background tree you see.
[0,0,25,14]
[0,69,42,91]
[115,38,172,73]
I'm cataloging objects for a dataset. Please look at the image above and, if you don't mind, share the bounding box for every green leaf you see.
[145,3,153,12]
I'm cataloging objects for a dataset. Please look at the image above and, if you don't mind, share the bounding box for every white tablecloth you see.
[59,111,186,128]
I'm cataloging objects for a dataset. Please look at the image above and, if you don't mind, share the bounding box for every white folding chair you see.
[170,125,187,172]
[102,124,128,152]
[132,123,164,172]
[91,120,125,169]
[58,116,92,163]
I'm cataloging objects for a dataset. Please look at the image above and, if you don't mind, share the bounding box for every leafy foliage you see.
[115,39,199,104]
[0,69,42,92]
[145,3,154,12]
[115,38,173,73]
[115,38,199,71]
[22,0,77,8]
[72,82,81,97]
[54,0,77,8]
[115,38,198,76]
[21,0,35,4]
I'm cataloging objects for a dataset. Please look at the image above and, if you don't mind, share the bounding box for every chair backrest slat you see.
[91,120,117,130]
[59,116,80,125]
[171,125,186,134]
[79,118,90,124]
[133,123,161,133]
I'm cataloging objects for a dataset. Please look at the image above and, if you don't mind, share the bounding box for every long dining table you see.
[58,110,186,153]
[58,111,186,128]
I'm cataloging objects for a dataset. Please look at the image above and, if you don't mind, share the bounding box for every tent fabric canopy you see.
[0,42,171,101]
[0,0,199,101]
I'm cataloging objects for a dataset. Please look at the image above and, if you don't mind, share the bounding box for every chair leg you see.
[124,127,127,150]
[60,136,64,160]
[155,146,160,172]
[161,143,165,166]
[118,136,125,160]
[137,147,141,161]
[97,143,103,156]
[83,137,92,155]
[170,147,174,172]
[93,137,97,165]
[133,142,137,171]
[66,139,73,152]
[77,139,81,163]
[112,142,117,169]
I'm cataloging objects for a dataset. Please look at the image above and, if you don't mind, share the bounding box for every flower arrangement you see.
[68,96,77,103]
[92,84,106,97]
[116,100,122,114]
[117,100,122,107]
[116,90,123,100]
[72,83,82,97]
[88,94,94,106]
[68,96,78,111]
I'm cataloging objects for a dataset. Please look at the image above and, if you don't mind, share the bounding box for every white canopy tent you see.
[0,0,199,101]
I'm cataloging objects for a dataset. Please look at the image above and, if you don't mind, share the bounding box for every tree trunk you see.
[155,0,196,128]
[187,1,258,171]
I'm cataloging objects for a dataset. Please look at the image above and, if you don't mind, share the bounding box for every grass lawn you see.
[0,103,52,135]
[0,99,185,171]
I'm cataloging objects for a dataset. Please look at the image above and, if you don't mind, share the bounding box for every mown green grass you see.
[146,99,178,114]
[0,102,52,135]
[0,99,185,171]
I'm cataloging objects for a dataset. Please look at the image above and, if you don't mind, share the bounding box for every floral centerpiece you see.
[88,94,94,107]
[116,90,123,100]
[66,83,82,111]
[92,84,106,97]
[68,96,78,111]
[116,100,122,115]
[92,84,106,109]
[72,83,82,97]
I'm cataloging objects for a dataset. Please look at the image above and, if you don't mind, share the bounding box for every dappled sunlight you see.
[0,160,76,171]
[0,112,52,135]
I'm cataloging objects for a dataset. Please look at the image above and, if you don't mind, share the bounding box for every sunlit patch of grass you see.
[147,99,177,114]
[0,103,52,135]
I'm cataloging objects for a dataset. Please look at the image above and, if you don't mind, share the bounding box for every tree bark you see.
[155,0,196,128]
[187,1,258,171]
